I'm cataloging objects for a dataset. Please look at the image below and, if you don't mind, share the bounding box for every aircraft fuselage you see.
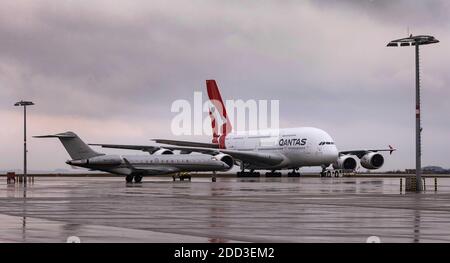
[224,127,339,169]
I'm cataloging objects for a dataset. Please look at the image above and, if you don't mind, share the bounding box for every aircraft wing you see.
[92,143,285,167]
[155,145,285,166]
[220,149,285,166]
[339,145,396,158]
[89,144,160,154]
[152,139,219,149]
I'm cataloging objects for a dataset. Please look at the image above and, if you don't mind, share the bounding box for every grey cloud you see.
[0,2,232,118]
[312,0,450,28]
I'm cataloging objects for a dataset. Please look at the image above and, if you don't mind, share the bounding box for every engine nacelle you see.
[87,155,122,166]
[360,152,384,169]
[213,153,234,171]
[333,155,357,170]
[153,149,174,155]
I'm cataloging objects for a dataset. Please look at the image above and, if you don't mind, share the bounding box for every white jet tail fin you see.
[34,131,103,160]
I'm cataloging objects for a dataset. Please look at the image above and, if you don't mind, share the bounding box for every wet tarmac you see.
[1,176,450,243]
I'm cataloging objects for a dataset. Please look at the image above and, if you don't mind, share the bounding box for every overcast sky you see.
[1,0,449,171]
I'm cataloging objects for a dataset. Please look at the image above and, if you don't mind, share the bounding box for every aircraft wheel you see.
[134,175,143,183]
[212,177,217,182]
[288,172,300,177]
[126,175,134,183]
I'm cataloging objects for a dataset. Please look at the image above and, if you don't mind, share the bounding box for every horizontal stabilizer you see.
[33,132,77,138]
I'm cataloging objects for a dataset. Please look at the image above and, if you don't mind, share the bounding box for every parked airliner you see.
[92,80,395,178]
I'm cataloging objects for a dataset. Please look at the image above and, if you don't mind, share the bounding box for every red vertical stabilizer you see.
[206,80,232,148]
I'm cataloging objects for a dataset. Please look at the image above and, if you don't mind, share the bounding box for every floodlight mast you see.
[14,100,35,186]
[387,35,439,192]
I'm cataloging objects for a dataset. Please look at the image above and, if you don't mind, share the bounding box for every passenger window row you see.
[136,159,197,164]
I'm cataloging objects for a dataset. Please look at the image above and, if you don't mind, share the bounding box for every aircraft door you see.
[316,141,323,156]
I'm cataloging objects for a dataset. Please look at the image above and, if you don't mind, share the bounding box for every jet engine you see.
[360,152,384,169]
[332,155,357,170]
[153,149,174,155]
[213,153,234,171]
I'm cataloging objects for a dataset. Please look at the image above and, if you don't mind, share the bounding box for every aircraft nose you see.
[323,146,338,162]
[330,146,339,160]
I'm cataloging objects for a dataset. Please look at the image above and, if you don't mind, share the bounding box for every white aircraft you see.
[92,80,395,178]
[35,131,232,183]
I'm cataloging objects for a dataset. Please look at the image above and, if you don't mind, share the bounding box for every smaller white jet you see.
[34,131,232,183]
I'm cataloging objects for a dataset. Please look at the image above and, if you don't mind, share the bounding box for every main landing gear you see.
[172,173,192,182]
[321,170,341,177]
[287,168,301,177]
[320,166,342,178]
[320,166,327,178]
[134,175,143,183]
[265,170,282,177]
[126,175,133,183]
[237,169,261,177]
[126,174,143,183]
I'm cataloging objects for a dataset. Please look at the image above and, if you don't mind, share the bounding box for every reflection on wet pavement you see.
[1,177,450,243]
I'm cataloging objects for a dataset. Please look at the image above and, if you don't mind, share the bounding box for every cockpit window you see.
[319,141,334,145]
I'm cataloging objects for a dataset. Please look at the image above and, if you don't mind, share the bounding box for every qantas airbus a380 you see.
[92,80,395,179]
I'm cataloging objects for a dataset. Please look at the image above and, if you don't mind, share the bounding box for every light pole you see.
[387,35,439,192]
[14,100,34,186]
